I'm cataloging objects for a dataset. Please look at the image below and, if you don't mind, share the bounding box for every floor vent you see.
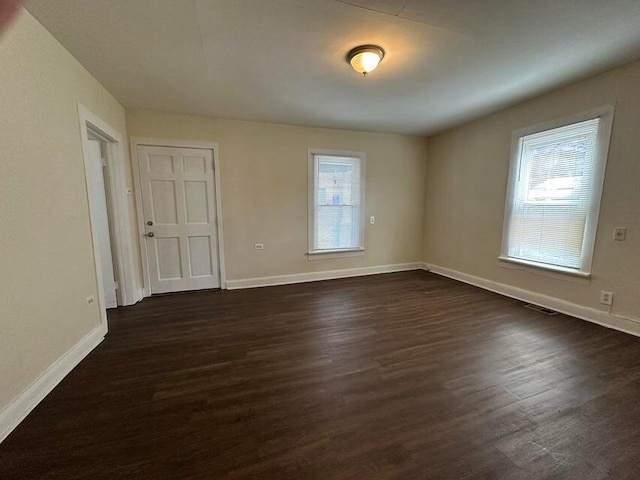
[524,303,559,316]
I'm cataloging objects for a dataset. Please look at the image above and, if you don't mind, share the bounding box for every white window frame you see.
[499,105,615,277]
[308,149,366,259]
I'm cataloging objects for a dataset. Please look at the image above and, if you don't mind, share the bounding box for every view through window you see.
[501,108,613,274]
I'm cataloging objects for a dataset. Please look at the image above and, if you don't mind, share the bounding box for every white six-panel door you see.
[137,145,220,293]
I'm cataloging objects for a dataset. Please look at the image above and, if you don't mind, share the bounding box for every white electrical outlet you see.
[600,291,613,306]
[370,216,376,225]
[86,295,95,306]
[613,227,627,241]
[254,243,264,250]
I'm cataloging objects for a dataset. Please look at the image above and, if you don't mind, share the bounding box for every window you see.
[308,150,365,256]
[500,106,614,276]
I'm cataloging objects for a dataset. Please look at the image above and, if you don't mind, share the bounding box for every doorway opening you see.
[79,105,141,328]
[86,130,120,308]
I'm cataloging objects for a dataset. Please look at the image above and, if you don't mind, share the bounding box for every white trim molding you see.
[226,262,424,290]
[0,324,106,444]
[78,104,142,310]
[498,256,591,278]
[130,137,227,295]
[427,264,640,337]
[307,247,365,261]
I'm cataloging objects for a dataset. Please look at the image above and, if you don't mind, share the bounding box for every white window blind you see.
[310,153,364,252]
[501,107,613,275]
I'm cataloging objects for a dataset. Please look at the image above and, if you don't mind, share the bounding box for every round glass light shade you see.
[347,45,385,75]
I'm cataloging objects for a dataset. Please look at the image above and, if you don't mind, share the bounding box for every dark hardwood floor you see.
[2,271,640,479]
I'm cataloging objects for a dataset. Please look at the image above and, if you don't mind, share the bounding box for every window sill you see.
[498,256,591,278]
[307,248,365,261]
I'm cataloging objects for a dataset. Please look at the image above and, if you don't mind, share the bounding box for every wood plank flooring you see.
[2,271,640,479]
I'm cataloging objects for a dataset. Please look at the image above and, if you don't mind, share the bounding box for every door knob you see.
[147,220,154,226]
[145,232,155,238]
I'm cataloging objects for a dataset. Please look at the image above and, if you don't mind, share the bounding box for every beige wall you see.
[0,10,129,411]
[126,110,428,281]
[423,59,640,321]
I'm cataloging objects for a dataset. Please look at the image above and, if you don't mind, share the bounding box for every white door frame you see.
[78,105,141,329]
[130,137,227,295]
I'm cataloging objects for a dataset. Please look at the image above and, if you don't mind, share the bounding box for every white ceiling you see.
[25,0,640,135]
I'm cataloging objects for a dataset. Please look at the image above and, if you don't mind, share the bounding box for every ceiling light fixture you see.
[347,45,385,76]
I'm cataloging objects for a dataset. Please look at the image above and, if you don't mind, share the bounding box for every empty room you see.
[2,0,640,478]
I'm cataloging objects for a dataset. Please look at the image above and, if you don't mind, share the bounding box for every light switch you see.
[369,216,376,225]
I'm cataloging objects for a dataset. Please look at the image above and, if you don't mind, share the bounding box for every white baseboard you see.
[427,264,640,337]
[132,287,145,305]
[226,262,425,290]
[0,323,106,444]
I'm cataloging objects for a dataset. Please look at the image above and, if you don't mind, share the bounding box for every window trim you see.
[500,105,615,276]
[307,148,366,257]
